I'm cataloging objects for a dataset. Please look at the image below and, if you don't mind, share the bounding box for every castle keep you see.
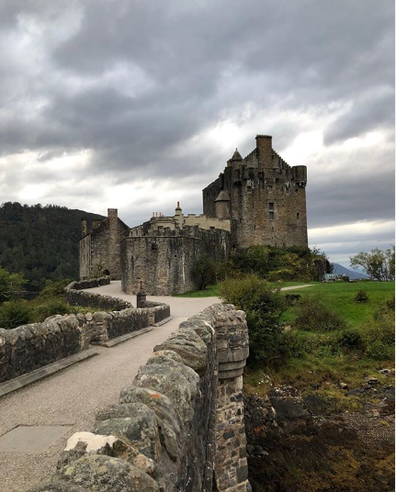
[80,135,308,295]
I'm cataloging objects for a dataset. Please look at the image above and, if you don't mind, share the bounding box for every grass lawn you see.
[245,280,395,403]
[173,284,220,297]
[281,280,394,327]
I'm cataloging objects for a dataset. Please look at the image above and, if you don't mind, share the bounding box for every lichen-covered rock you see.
[153,329,207,375]
[94,403,161,461]
[178,318,215,345]
[118,385,182,461]
[119,386,181,433]
[55,455,158,492]
[134,362,199,425]
[27,483,88,492]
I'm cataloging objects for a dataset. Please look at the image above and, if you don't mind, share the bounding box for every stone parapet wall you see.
[67,277,111,290]
[28,303,251,492]
[65,278,132,311]
[0,286,170,383]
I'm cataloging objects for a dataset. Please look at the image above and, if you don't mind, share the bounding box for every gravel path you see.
[0,283,220,492]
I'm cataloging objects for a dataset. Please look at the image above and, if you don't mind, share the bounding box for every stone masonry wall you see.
[121,227,230,296]
[65,278,133,311]
[79,210,130,280]
[28,304,251,492]
[0,283,170,384]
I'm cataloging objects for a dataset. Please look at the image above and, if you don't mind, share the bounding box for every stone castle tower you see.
[203,135,308,249]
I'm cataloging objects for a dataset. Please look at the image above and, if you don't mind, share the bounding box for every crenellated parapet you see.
[27,303,251,492]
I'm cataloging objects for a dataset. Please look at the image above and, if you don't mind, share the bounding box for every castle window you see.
[297,212,300,219]
[269,202,274,220]
[151,243,158,250]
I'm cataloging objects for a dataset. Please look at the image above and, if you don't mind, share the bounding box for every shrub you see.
[354,290,369,303]
[39,279,71,298]
[0,300,31,329]
[219,274,287,365]
[29,298,71,323]
[293,296,347,332]
[192,255,224,290]
[360,300,395,360]
[336,329,364,352]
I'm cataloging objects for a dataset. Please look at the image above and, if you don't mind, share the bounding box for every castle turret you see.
[227,149,243,167]
[215,190,230,219]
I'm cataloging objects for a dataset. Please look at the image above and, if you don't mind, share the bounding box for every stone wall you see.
[79,209,130,280]
[0,284,170,384]
[28,304,251,492]
[65,278,133,311]
[121,227,230,296]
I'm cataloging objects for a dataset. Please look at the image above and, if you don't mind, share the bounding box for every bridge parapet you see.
[28,304,251,492]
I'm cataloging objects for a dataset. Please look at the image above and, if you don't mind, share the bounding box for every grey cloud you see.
[324,90,395,144]
[0,0,394,258]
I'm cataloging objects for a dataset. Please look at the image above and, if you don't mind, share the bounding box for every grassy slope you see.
[281,280,394,327]
[245,280,395,398]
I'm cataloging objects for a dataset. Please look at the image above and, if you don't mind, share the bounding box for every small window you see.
[151,243,158,250]
[269,202,274,220]
[297,212,300,219]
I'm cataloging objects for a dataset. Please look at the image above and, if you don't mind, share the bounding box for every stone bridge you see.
[0,281,251,492]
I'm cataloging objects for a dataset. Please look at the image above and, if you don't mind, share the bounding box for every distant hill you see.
[0,202,104,291]
[331,263,368,279]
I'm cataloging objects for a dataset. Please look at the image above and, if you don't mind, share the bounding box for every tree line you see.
[0,202,104,291]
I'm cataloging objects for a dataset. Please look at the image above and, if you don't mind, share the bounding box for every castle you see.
[79,135,308,295]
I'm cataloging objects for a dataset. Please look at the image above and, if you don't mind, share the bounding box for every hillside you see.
[332,262,368,279]
[0,202,104,291]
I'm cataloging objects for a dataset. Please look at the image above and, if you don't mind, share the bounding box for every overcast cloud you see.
[0,0,394,266]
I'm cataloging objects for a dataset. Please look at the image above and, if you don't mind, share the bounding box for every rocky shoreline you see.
[244,377,395,492]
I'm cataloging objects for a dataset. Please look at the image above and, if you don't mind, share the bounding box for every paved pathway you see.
[0,283,220,492]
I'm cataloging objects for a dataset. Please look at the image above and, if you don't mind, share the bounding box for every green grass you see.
[245,280,395,406]
[281,281,394,327]
[173,284,220,297]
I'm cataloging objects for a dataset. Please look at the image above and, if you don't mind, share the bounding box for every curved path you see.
[0,283,220,492]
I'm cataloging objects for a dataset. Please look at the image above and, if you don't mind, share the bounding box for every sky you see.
[0,0,394,267]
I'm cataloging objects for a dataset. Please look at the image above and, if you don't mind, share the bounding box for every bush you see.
[336,329,364,352]
[219,274,287,365]
[0,300,31,329]
[360,300,395,360]
[39,279,71,298]
[293,295,347,332]
[354,290,369,303]
[29,298,71,323]
[192,255,224,290]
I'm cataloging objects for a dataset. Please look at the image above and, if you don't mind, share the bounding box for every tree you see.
[219,274,286,365]
[0,267,26,303]
[350,247,395,281]
[192,255,219,290]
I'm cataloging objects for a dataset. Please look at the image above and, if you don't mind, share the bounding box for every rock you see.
[339,382,348,390]
[269,388,310,421]
[27,483,88,492]
[133,362,199,426]
[118,386,182,461]
[94,403,161,461]
[303,394,333,415]
[55,455,158,492]
[346,388,365,396]
[365,377,379,385]
[153,329,208,375]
